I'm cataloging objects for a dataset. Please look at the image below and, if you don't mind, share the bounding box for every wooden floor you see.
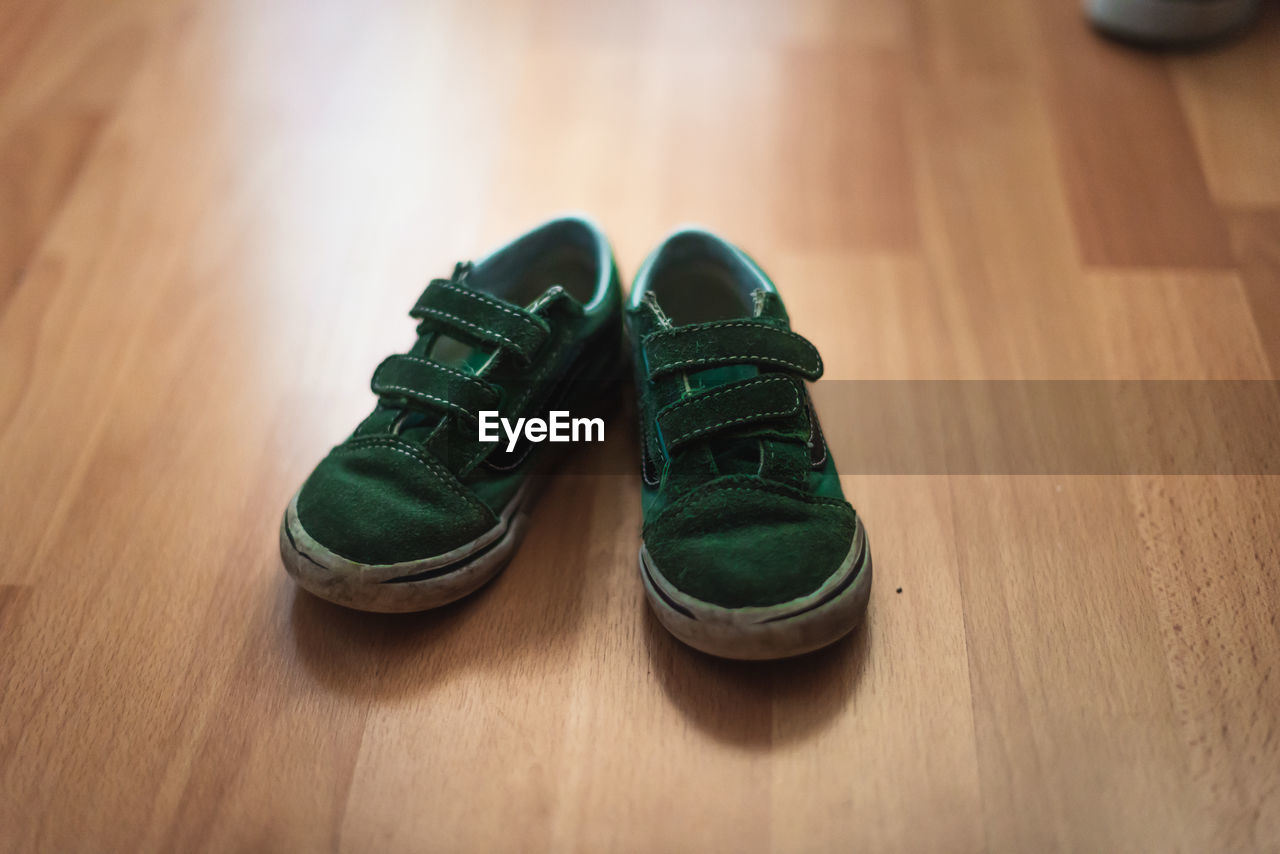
[3,0,1279,851]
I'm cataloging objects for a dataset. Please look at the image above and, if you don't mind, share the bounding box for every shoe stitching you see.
[390,353,497,388]
[654,355,816,375]
[804,390,829,469]
[646,322,823,376]
[648,477,851,530]
[373,355,498,414]
[372,384,476,420]
[344,437,486,513]
[415,306,526,354]
[440,282,548,335]
[662,382,800,448]
[665,378,793,422]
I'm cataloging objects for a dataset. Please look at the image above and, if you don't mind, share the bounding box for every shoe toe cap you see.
[643,478,860,609]
[293,440,496,566]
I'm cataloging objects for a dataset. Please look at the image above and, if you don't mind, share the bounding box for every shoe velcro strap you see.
[643,321,823,380]
[371,354,500,421]
[410,281,550,362]
[655,375,802,454]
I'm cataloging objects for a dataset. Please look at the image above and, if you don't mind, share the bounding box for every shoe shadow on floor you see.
[286,392,635,701]
[288,584,490,700]
[641,603,872,749]
[287,473,598,700]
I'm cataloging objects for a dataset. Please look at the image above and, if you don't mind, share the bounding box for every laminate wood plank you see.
[485,46,663,267]
[1104,237,1279,849]
[774,49,917,252]
[1228,210,1280,379]
[1129,475,1280,852]
[338,469,733,852]
[525,0,910,50]
[909,79,1097,378]
[650,48,783,254]
[909,0,1041,80]
[767,254,960,379]
[1033,1,1236,268]
[768,474,984,854]
[3,0,1279,851]
[0,1,157,125]
[0,583,33,698]
[910,46,1273,851]
[913,62,1196,854]
[1086,270,1272,380]
[651,0,909,49]
[949,476,1200,852]
[0,110,103,305]
[0,1,153,309]
[1171,7,1280,208]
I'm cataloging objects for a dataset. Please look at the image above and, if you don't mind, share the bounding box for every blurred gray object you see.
[1085,0,1259,44]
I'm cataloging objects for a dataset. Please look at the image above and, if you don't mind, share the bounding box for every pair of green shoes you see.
[280,217,872,660]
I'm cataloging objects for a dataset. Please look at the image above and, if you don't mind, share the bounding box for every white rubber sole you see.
[280,483,533,613]
[639,520,872,660]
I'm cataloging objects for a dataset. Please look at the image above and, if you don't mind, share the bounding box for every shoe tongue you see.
[645,287,787,329]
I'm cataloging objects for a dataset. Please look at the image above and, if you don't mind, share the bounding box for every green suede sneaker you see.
[281,216,624,612]
[627,229,872,659]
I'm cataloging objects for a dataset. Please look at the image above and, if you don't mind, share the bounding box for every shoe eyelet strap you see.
[371,354,501,421]
[642,321,823,381]
[410,280,550,362]
[654,375,802,455]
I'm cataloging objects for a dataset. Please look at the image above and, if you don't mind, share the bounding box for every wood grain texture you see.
[1034,0,1237,268]
[1229,210,1280,378]
[1172,10,1280,208]
[2,0,1279,851]
[775,49,917,251]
